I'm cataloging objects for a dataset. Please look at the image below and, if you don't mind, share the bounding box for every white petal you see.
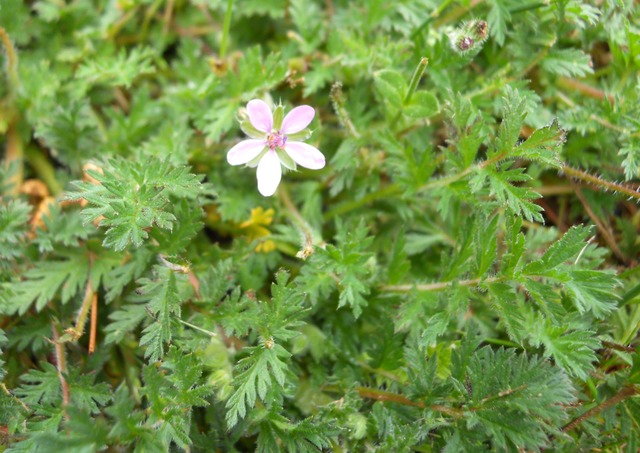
[281,105,315,134]
[227,139,266,165]
[247,99,273,133]
[256,150,282,196]
[284,141,325,170]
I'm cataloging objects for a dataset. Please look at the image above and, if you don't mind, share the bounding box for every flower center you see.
[267,130,287,150]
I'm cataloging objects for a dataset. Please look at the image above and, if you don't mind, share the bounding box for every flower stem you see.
[404,57,428,105]
[3,123,23,197]
[219,0,234,58]
[324,183,402,221]
[278,182,318,259]
[330,82,361,138]
[0,27,19,91]
[25,146,63,196]
[178,318,218,338]
[51,322,70,410]
[561,164,640,202]
[391,57,429,128]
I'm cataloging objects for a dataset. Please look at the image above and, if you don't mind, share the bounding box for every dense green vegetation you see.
[1,0,640,451]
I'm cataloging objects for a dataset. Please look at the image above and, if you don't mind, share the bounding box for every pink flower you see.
[227,99,326,197]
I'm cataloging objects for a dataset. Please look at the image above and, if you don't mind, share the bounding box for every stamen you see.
[267,130,288,150]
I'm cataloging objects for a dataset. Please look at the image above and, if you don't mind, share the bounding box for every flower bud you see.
[457,36,475,51]
[474,20,488,41]
[450,19,489,55]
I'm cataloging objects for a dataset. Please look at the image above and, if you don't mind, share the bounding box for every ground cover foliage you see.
[1,0,640,451]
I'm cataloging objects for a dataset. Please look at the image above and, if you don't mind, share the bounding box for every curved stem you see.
[278,182,318,259]
[0,27,19,90]
[25,146,63,196]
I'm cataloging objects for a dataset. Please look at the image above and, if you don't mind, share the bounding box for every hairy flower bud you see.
[458,36,475,51]
[450,19,489,54]
[474,20,488,40]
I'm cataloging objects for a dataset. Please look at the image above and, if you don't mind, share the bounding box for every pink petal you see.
[227,139,266,165]
[284,141,325,170]
[247,99,273,133]
[256,150,282,196]
[281,105,315,134]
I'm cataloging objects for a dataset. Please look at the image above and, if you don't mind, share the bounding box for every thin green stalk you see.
[404,57,428,105]
[178,318,217,338]
[278,182,318,259]
[324,184,401,221]
[380,276,505,293]
[330,82,361,138]
[25,146,63,196]
[325,152,506,221]
[391,57,429,128]
[219,0,234,58]
[0,27,19,90]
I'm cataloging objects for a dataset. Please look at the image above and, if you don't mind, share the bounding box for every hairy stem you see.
[355,386,465,417]
[330,82,361,138]
[562,385,639,433]
[380,275,504,293]
[562,165,640,202]
[278,182,318,259]
[89,292,98,354]
[51,323,70,409]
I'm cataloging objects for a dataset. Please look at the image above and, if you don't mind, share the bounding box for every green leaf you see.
[226,345,291,428]
[5,250,90,315]
[523,225,592,275]
[374,69,407,111]
[138,270,183,362]
[67,158,204,251]
[541,48,594,77]
[563,269,619,318]
[387,229,410,284]
[404,91,439,119]
[75,47,156,88]
[496,87,527,154]
[0,199,30,260]
[461,347,574,450]
[512,119,565,167]
[16,362,62,407]
[487,0,511,46]
[532,321,600,379]
[104,304,147,345]
[419,312,450,347]
[68,370,112,414]
[475,167,544,223]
